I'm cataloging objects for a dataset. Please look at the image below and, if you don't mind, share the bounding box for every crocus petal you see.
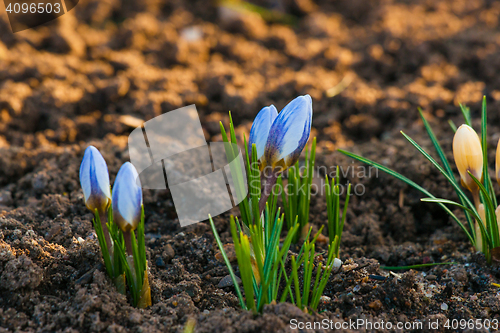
[496,138,500,185]
[248,105,278,159]
[452,124,482,193]
[79,146,111,215]
[263,95,312,170]
[112,162,143,232]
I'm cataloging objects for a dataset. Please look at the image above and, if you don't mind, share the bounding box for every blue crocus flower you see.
[259,95,312,172]
[80,146,111,216]
[248,105,278,160]
[112,162,143,232]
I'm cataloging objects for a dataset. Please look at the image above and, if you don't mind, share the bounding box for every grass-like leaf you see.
[93,211,114,277]
[480,97,498,208]
[338,149,475,244]
[340,100,500,263]
[469,172,499,248]
[400,131,476,212]
[281,138,317,243]
[418,109,475,236]
[325,166,351,258]
[209,215,246,309]
[380,262,456,270]
[459,103,472,126]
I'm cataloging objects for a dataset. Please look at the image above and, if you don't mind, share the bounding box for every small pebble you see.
[470,295,478,301]
[218,275,241,288]
[163,244,175,262]
[368,300,382,310]
[369,275,387,281]
[77,237,85,244]
[215,244,236,263]
[181,26,203,42]
[333,258,342,270]
[441,303,448,311]
[156,257,166,268]
[319,295,331,303]
[353,285,361,292]
[426,274,437,281]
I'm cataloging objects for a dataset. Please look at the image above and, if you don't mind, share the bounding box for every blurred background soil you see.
[1,0,500,331]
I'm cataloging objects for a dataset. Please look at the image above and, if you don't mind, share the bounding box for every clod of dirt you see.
[0,254,42,290]
[162,243,175,263]
[166,291,198,320]
[215,243,236,263]
[0,239,14,261]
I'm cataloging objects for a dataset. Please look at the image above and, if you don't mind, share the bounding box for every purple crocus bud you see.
[80,146,111,216]
[112,162,143,232]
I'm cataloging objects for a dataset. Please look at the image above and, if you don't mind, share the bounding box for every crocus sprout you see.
[340,98,500,263]
[249,95,312,213]
[111,162,150,308]
[79,146,112,253]
[79,147,150,307]
[214,97,339,313]
[112,162,143,254]
[452,124,483,207]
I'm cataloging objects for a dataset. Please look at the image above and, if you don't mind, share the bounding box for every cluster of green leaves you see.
[287,228,339,311]
[325,166,351,258]
[93,209,126,294]
[93,206,150,308]
[209,213,337,312]
[278,138,317,243]
[210,209,296,312]
[339,97,500,263]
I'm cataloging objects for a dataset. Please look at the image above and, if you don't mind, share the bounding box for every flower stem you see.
[472,189,480,209]
[99,212,113,257]
[123,230,134,256]
[258,172,277,216]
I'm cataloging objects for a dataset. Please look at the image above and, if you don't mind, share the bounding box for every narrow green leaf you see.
[469,172,498,247]
[93,211,113,276]
[291,256,301,309]
[481,96,498,208]
[209,215,246,309]
[380,262,456,270]
[400,131,476,212]
[418,109,476,244]
[448,120,457,132]
[338,149,475,245]
[459,103,472,126]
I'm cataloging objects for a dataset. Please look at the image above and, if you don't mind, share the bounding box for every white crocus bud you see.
[496,138,500,186]
[452,124,483,205]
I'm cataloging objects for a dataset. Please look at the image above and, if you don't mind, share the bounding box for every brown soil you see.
[1,0,500,332]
